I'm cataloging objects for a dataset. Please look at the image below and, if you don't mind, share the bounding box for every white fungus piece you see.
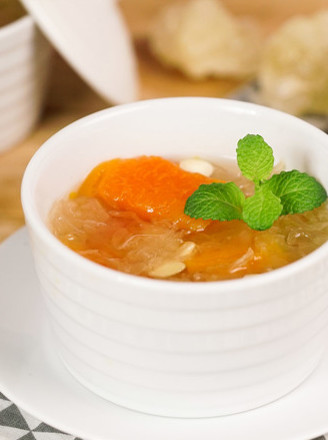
[258,10,328,115]
[147,0,262,79]
[179,158,214,176]
[229,248,255,274]
[149,261,186,278]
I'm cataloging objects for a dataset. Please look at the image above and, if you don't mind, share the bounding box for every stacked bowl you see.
[0,2,51,152]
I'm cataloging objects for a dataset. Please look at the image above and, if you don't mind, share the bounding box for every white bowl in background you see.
[0,14,51,152]
[21,98,328,418]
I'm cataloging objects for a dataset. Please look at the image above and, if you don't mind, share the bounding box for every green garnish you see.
[263,170,328,215]
[185,182,245,221]
[184,134,328,231]
[237,134,274,184]
[242,185,282,230]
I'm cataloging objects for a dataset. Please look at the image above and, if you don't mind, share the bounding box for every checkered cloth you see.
[0,392,82,440]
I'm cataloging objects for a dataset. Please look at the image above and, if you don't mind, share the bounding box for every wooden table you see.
[1,0,327,242]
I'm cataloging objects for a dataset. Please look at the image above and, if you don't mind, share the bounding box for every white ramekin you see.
[0,14,51,152]
[21,98,328,417]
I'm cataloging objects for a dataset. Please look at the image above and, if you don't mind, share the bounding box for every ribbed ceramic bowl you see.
[21,98,328,418]
[0,14,51,152]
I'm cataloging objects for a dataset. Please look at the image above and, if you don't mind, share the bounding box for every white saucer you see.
[1,228,328,440]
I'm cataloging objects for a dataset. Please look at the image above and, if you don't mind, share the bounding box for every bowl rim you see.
[21,97,328,293]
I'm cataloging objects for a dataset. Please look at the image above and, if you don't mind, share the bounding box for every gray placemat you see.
[0,392,82,440]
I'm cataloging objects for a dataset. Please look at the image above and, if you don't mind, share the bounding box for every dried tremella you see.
[258,10,328,116]
[147,0,262,80]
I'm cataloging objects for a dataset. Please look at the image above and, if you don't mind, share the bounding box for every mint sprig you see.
[242,186,282,230]
[184,134,327,231]
[263,170,327,215]
[185,182,245,221]
[237,134,274,184]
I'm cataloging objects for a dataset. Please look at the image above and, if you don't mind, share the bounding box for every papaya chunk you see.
[78,156,220,231]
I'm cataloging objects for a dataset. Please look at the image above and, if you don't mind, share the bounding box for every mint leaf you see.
[184,182,245,221]
[264,170,327,215]
[237,134,274,183]
[242,186,283,230]
[183,133,328,232]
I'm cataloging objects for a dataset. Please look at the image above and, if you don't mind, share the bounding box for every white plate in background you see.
[20,0,138,104]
